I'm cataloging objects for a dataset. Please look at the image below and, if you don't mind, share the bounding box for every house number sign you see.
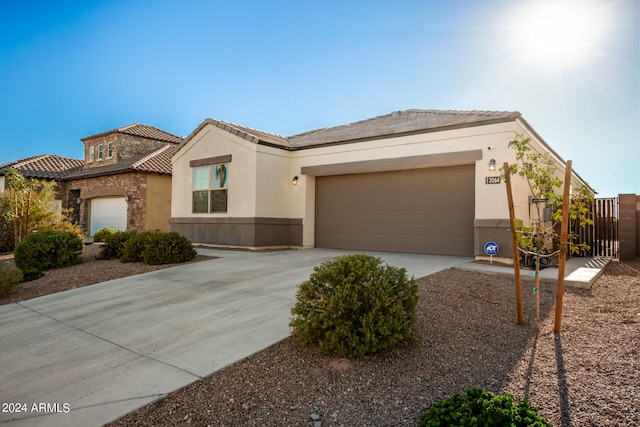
[485,176,501,184]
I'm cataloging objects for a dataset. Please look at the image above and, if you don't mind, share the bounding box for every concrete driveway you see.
[0,248,471,426]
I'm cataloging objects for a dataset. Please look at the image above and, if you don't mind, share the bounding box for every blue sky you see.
[1,0,638,197]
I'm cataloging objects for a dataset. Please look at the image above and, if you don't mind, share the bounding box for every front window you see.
[89,146,94,162]
[192,164,229,213]
[107,142,113,158]
[98,144,103,160]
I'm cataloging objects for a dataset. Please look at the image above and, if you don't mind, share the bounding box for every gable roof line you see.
[173,118,292,156]
[173,109,525,158]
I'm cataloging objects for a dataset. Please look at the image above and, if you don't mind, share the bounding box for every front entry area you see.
[315,165,475,256]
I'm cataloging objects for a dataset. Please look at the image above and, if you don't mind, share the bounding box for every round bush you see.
[141,232,197,265]
[419,388,552,427]
[93,227,117,243]
[0,262,23,295]
[14,230,83,281]
[120,231,156,263]
[289,254,418,358]
[96,230,138,260]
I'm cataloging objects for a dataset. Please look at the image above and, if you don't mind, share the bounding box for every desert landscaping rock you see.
[103,259,639,426]
[2,247,638,426]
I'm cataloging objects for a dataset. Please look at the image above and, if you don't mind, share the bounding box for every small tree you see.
[0,169,84,249]
[505,135,593,322]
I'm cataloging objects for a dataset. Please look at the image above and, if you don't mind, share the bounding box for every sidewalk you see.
[456,257,611,289]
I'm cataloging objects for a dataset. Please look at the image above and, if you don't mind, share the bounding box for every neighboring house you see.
[0,154,84,215]
[1,124,183,236]
[170,109,594,260]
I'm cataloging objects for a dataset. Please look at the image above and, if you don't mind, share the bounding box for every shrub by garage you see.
[290,254,419,358]
[98,230,196,265]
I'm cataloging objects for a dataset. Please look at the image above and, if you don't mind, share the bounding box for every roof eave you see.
[515,117,596,194]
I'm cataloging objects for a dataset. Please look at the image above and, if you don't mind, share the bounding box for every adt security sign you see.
[484,241,499,256]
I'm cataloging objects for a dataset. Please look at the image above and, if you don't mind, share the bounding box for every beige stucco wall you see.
[146,174,172,231]
[172,124,259,218]
[171,118,588,252]
[255,145,292,218]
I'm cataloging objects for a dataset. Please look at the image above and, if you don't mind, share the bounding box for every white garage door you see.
[90,197,127,235]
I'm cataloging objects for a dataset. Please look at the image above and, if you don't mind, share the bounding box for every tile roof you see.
[181,118,289,149]
[175,109,522,155]
[287,109,522,148]
[65,145,174,179]
[0,154,83,179]
[81,123,184,144]
[130,144,174,174]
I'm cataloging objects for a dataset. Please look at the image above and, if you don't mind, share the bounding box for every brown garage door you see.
[315,165,475,256]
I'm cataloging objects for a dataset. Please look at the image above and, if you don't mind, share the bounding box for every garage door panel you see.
[315,166,475,256]
[90,197,127,235]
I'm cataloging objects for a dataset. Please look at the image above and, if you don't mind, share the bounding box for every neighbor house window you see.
[98,144,103,160]
[89,146,94,162]
[107,142,113,158]
[192,164,228,213]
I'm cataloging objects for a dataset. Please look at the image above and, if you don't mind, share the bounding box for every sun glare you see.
[512,1,604,69]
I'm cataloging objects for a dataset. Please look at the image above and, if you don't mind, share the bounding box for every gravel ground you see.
[2,249,639,426]
[107,259,639,427]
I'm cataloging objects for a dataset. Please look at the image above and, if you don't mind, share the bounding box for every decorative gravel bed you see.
[2,248,638,426]
[106,259,639,427]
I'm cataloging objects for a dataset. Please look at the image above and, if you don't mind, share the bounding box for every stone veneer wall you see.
[82,133,170,169]
[66,172,148,234]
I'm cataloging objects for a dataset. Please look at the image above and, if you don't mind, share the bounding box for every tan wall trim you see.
[189,154,232,167]
[301,150,482,176]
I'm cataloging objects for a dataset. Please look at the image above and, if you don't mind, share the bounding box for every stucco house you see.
[1,124,183,236]
[169,109,594,260]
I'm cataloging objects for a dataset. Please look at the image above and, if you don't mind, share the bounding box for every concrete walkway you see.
[0,248,471,427]
[457,256,610,289]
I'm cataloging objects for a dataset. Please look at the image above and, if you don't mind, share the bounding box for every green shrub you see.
[120,231,156,263]
[14,230,83,281]
[96,230,138,260]
[93,227,117,243]
[289,254,418,358]
[0,262,23,296]
[419,388,552,427]
[141,232,197,265]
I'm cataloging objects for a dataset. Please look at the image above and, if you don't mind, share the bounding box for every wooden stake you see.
[554,160,573,333]
[504,162,525,325]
